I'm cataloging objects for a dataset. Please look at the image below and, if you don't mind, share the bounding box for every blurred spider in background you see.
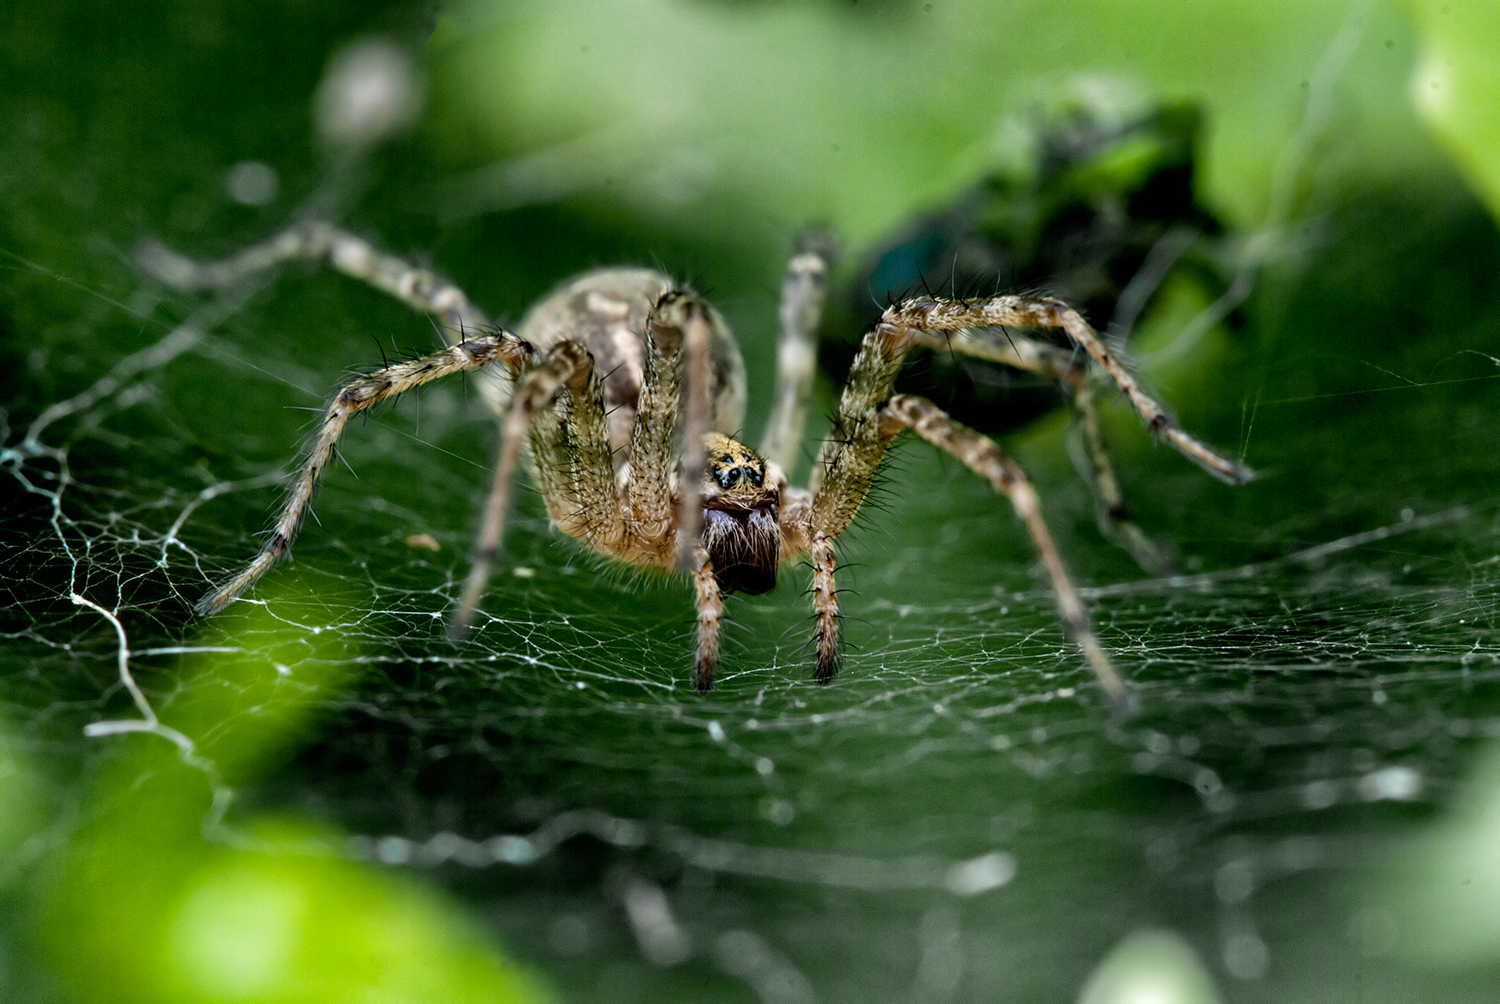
[143,205,1248,707]
[827,101,1244,576]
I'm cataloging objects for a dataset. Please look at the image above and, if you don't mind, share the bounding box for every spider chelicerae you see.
[142,222,1250,706]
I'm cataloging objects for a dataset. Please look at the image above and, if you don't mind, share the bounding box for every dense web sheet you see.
[6,233,1500,1002]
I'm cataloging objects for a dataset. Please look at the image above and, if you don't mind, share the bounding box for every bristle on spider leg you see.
[449,344,585,640]
[1047,306,1252,484]
[811,533,840,684]
[196,390,359,615]
[878,394,1134,710]
[675,299,712,572]
[693,549,721,692]
[195,531,289,615]
[884,296,1253,487]
[1162,426,1254,485]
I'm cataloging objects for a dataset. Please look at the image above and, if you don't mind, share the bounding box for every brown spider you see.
[141,223,1250,706]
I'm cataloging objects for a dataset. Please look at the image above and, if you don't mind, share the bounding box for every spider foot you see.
[694,657,716,693]
[813,645,840,686]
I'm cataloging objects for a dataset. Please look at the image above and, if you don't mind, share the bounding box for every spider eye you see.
[748,466,764,487]
[717,467,741,489]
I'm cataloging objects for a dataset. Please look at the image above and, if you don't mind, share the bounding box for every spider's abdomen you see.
[515,268,746,473]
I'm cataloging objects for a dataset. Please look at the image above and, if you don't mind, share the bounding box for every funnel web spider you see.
[143,222,1250,706]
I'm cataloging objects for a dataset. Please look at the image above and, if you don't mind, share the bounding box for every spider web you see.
[7,169,1500,1004]
[9,0,1500,999]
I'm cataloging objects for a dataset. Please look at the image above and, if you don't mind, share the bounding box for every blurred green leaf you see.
[1077,930,1224,1004]
[434,0,1422,242]
[1380,743,1500,967]
[1403,1,1500,219]
[37,596,554,1004]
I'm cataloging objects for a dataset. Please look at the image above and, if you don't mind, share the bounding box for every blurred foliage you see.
[823,99,1236,442]
[1378,745,1500,967]
[433,0,1423,242]
[25,594,553,1004]
[1401,1,1500,219]
[1078,930,1223,1004]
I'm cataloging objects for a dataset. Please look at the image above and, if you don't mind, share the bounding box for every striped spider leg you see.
[767,293,1251,706]
[145,226,744,647]
[899,323,1191,576]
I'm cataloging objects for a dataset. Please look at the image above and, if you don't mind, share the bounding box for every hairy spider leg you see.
[450,340,612,638]
[902,324,1080,381]
[1071,378,1177,576]
[622,299,685,544]
[677,298,713,571]
[139,222,492,350]
[654,293,732,682]
[619,293,712,563]
[903,325,1177,576]
[758,248,829,476]
[876,393,1130,709]
[534,344,624,550]
[196,332,530,617]
[806,313,911,535]
[692,547,722,691]
[779,311,910,685]
[884,297,1253,485]
[802,310,1128,701]
[809,532,840,683]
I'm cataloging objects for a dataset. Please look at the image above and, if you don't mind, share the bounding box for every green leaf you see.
[1403,1,1500,219]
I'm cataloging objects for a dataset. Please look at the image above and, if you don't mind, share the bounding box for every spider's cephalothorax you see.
[156,222,1251,707]
[701,433,781,597]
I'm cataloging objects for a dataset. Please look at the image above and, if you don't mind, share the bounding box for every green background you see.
[5,1,1500,1001]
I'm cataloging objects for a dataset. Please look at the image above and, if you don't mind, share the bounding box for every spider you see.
[141,222,1250,706]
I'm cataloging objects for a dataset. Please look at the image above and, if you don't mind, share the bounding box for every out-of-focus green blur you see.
[17,591,552,1003]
